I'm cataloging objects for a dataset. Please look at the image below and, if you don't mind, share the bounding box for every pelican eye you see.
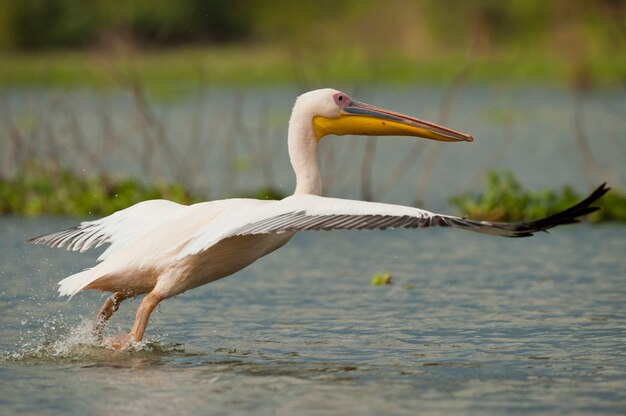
[333,92,350,108]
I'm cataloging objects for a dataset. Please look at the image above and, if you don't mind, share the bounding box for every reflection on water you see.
[1,216,625,414]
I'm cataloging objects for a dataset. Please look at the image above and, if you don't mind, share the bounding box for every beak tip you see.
[467,135,474,142]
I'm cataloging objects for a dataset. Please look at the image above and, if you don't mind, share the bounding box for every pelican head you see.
[288,88,474,195]
[292,88,474,143]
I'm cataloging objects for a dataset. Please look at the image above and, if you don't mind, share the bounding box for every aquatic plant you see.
[448,171,625,223]
[371,272,393,286]
[0,160,287,216]
[0,160,202,216]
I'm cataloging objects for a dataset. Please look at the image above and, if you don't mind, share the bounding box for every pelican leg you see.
[107,291,163,350]
[130,291,162,342]
[93,291,128,336]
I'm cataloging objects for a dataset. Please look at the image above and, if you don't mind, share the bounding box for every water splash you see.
[1,317,184,365]
[3,318,101,363]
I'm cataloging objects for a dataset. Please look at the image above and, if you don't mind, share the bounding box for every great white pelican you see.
[27,89,608,349]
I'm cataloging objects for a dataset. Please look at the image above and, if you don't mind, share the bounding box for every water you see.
[2,85,625,209]
[1,85,626,413]
[1,216,625,415]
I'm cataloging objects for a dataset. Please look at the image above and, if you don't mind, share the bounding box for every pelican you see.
[27,89,608,349]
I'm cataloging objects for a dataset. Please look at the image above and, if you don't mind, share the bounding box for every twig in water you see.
[414,65,473,207]
[573,92,623,192]
[359,139,377,201]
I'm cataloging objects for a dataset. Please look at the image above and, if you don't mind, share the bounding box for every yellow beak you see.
[313,99,473,142]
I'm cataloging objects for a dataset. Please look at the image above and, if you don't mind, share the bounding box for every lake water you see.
[1,217,625,415]
[1,85,625,414]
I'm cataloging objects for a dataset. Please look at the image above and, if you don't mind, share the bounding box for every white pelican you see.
[27,88,608,349]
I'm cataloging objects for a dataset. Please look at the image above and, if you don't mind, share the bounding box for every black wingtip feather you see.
[505,183,609,237]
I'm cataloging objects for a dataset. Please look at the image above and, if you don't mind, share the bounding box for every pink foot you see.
[103,333,134,351]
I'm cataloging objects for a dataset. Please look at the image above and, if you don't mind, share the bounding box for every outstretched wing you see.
[179,183,609,258]
[26,199,185,261]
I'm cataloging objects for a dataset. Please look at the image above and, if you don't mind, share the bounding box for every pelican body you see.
[28,89,608,349]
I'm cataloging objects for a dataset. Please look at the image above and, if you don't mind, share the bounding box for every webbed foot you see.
[103,333,134,351]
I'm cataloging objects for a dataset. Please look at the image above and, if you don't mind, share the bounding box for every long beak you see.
[313,100,473,142]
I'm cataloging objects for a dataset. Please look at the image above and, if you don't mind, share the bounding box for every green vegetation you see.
[0,160,286,216]
[2,47,625,90]
[0,161,202,216]
[2,164,623,223]
[0,1,624,87]
[2,3,623,219]
[449,171,626,223]
[371,272,393,286]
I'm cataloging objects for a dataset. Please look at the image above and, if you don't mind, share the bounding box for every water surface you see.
[1,85,625,414]
[1,217,625,415]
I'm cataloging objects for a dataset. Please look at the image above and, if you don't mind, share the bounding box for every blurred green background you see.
[0,0,625,219]
[0,0,625,87]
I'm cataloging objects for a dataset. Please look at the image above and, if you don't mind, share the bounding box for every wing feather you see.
[27,199,185,261]
[178,183,609,258]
